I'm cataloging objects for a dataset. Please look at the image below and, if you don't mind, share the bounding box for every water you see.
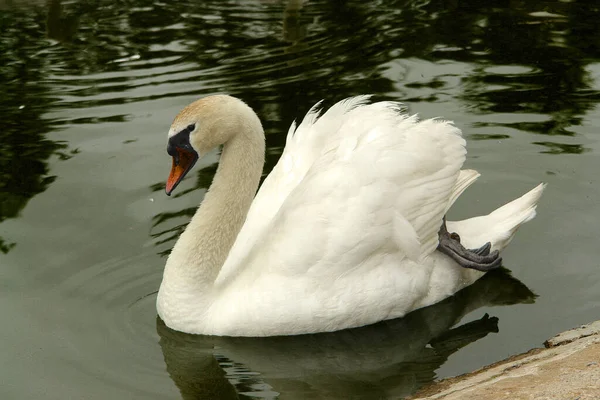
[1,0,599,398]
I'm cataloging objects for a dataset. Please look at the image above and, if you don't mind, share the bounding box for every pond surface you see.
[1,0,600,398]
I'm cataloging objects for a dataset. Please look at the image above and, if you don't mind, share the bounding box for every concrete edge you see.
[409,320,600,399]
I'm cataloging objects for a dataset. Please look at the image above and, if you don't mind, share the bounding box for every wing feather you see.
[215,98,466,286]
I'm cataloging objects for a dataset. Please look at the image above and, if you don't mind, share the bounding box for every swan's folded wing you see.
[216,100,466,285]
[215,97,373,285]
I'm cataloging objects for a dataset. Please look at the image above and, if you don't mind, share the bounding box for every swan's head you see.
[165,95,261,195]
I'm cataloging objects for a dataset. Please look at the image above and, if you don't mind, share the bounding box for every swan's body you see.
[157,95,544,337]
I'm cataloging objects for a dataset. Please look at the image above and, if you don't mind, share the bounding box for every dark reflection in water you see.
[0,5,69,253]
[157,269,535,399]
[46,0,80,43]
[447,1,599,150]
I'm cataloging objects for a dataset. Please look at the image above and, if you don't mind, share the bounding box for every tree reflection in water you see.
[0,5,68,254]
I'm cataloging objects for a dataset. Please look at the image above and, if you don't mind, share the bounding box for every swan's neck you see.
[161,126,264,297]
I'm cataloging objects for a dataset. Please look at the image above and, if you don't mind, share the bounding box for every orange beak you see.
[166,147,198,195]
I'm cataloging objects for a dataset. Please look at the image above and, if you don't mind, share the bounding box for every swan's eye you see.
[187,124,195,132]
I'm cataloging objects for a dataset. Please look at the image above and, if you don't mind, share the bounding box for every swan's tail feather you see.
[487,183,545,242]
[447,183,546,252]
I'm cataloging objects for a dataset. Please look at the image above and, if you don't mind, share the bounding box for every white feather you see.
[216,102,465,286]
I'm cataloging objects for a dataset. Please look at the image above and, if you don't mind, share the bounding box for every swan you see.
[156,94,545,337]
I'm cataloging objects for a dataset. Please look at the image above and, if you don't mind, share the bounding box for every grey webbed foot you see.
[472,242,491,256]
[437,218,502,272]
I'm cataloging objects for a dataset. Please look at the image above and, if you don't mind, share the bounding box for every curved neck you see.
[163,127,265,290]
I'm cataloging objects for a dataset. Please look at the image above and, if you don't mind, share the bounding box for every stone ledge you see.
[410,321,600,400]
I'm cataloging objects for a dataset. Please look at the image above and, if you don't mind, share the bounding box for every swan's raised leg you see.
[437,217,502,271]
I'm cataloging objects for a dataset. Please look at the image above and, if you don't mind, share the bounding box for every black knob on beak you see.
[167,123,196,166]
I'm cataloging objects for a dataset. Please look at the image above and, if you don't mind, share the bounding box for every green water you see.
[1,0,599,398]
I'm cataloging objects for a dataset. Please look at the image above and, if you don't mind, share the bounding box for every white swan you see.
[156,95,544,337]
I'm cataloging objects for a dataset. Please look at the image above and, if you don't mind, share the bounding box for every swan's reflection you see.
[157,269,534,399]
